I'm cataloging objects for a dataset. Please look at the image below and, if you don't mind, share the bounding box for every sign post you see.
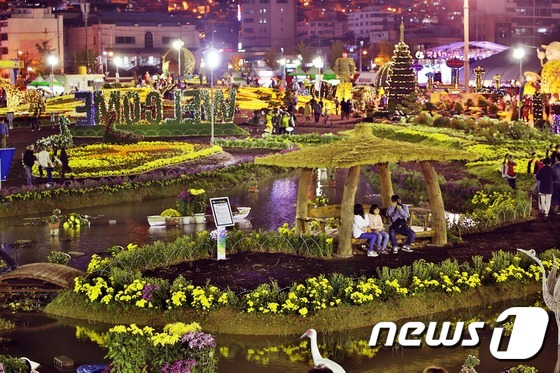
[0,148,16,190]
[209,197,234,260]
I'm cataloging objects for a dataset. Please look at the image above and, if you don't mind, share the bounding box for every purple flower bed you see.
[181,332,216,350]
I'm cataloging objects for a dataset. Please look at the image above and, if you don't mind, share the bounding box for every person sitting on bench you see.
[386,195,415,254]
[353,203,379,257]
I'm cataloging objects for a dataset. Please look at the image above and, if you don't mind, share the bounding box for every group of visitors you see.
[353,195,416,257]
[527,145,560,217]
[22,145,71,186]
[265,108,296,135]
[340,99,352,120]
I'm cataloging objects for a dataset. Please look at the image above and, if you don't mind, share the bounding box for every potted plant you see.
[47,209,62,235]
[161,208,182,226]
[190,188,207,224]
[176,190,195,224]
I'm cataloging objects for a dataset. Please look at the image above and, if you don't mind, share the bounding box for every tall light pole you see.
[312,56,324,101]
[173,39,184,85]
[463,0,470,94]
[80,2,90,73]
[359,40,364,72]
[513,47,526,121]
[47,55,58,97]
[114,56,123,84]
[206,48,221,144]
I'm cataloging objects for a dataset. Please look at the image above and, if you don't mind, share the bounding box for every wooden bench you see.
[299,204,436,244]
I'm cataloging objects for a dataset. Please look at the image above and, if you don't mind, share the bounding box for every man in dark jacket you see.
[22,144,36,185]
[536,158,555,217]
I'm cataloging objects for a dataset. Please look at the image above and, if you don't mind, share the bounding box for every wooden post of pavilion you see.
[295,168,313,234]
[337,165,361,257]
[378,162,394,208]
[419,161,447,246]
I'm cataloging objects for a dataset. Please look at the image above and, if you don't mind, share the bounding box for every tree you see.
[263,49,280,71]
[329,40,345,69]
[373,41,393,67]
[74,48,99,73]
[386,40,415,111]
[294,40,313,71]
[397,92,422,116]
[34,40,55,75]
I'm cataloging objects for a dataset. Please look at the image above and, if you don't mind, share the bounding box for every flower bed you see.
[70,235,556,320]
[105,322,216,373]
[31,142,222,179]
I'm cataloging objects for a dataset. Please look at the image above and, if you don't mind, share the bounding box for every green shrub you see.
[433,116,451,128]
[454,102,464,114]
[0,355,28,373]
[47,251,71,265]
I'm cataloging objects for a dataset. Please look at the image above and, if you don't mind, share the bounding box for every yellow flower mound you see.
[35,141,222,178]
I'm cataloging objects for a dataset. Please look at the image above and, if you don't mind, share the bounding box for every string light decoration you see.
[386,22,416,111]
[474,66,486,92]
[200,89,237,123]
[184,89,202,123]
[122,91,141,125]
[36,115,73,149]
[493,75,502,91]
[0,78,46,115]
[533,93,543,122]
[75,88,237,127]
[165,90,183,124]
[145,91,163,124]
[75,91,95,126]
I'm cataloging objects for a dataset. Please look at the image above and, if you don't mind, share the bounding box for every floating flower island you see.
[33,142,222,179]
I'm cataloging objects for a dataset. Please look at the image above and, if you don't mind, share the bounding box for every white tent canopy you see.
[427,41,509,55]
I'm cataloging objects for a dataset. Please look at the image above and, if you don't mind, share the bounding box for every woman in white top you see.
[353,204,379,257]
[368,204,390,254]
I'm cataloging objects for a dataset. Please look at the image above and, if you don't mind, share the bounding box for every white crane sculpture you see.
[517,249,560,373]
[300,329,346,373]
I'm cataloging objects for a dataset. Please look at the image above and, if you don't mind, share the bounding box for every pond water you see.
[0,169,377,268]
[0,297,557,373]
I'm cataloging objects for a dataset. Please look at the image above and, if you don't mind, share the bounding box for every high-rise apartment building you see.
[475,0,560,45]
[0,8,64,69]
[239,0,296,51]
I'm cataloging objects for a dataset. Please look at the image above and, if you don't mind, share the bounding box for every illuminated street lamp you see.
[47,55,58,97]
[313,56,324,100]
[102,51,113,74]
[513,47,526,121]
[113,56,123,84]
[205,48,221,144]
[173,39,184,82]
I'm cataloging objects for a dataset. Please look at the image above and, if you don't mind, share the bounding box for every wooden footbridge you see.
[0,263,84,293]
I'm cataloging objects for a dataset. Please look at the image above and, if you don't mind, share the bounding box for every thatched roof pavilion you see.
[255,124,478,257]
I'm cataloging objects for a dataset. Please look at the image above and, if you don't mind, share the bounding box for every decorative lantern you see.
[425,72,434,91]
[474,66,486,92]
[493,74,502,91]
[446,59,464,89]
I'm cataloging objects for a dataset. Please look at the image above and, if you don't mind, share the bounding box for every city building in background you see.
[63,11,200,73]
[239,0,296,51]
[0,7,64,70]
